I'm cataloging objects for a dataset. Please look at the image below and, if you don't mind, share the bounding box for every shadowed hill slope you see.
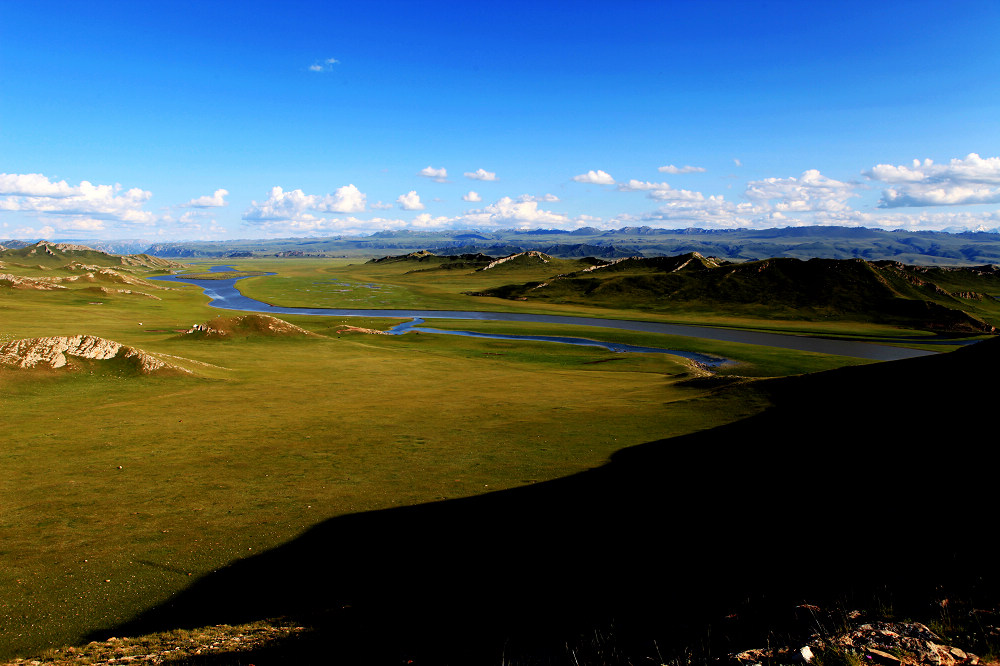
[93,338,999,664]
[480,255,1000,333]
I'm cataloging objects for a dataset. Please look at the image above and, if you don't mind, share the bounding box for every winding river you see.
[151,268,939,363]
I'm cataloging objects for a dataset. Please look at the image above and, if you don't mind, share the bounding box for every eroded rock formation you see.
[0,335,189,374]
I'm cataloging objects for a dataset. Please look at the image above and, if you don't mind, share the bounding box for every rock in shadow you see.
[93,338,1000,664]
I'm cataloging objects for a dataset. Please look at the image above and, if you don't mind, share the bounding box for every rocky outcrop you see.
[0,273,68,290]
[81,286,162,300]
[580,256,643,272]
[731,621,985,666]
[0,335,190,374]
[335,325,391,335]
[35,240,98,252]
[478,251,551,271]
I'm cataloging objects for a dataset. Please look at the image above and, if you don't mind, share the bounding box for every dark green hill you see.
[477,254,1000,333]
[367,250,495,268]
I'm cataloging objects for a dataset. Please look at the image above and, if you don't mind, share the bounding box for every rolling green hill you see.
[476,253,1000,333]
[0,240,180,272]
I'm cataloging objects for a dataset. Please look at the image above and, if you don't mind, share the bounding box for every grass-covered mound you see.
[184,314,322,339]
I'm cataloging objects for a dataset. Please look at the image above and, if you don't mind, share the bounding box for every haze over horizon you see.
[2,1,1000,242]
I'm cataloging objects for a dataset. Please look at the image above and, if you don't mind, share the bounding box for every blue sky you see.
[2,0,1000,241]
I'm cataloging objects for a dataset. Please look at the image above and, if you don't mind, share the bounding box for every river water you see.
[151,269,939,362]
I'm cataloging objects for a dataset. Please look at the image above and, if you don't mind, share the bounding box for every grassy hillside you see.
[477,254,1000,333]
[0,241,179,274]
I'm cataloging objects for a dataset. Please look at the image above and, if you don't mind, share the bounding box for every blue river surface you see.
[150,268,943,363]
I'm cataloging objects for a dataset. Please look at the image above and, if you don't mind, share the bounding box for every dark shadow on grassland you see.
[91,339,1000,665]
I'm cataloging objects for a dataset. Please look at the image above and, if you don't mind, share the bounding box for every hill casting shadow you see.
[93,338,1000,664]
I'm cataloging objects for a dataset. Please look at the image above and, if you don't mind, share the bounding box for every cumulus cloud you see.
[623,195,754,229]
[418,166,448,183]
[744,169,859,213]
[0,173,155,225]
[572,170,615,185]
[309,57,340,72]
[370,201,394,210]
[658,164,706,174]
[462,191,482,202]
[864,153,1000,208]
[243,184,366,223]
[397,190,424,210]
[464,168,497,181]
[182,188,229,208]
[322,184,366,213]
[461,196,572,228]
[617,180,706,202]
[409,213,453,228]
[810,208,1000,231]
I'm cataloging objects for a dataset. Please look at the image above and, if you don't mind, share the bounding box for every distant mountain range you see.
[6,225,1000,265]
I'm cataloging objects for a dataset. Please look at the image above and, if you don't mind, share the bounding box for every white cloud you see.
[462,196,572,228]
[309,57,340,72]
[572,170,615,185]
[864,153,1000,208]
[397,190,424,210]
[617,180,673,191]
[622,195,755,229]
[409,213,453,228]
[418,166,448,183]
[0,173,155,225]
[515,193,559,203]
[744,169,859,213]
[733,158,742,167]
[658,165,706,174]
[810,208,1000,231]
[17,225,56,238]
[322,184,366,213]
[464,168,497,181]
[462,191,482,202]
[617,180,706,202]
[370,201,394,210]
[243,184,366,223]
[0,173,76,197]
[182,188,229,208]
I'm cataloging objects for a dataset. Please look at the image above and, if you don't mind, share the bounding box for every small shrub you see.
[813,646,863,666]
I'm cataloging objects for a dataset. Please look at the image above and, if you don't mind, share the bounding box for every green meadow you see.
[0,252,945,658]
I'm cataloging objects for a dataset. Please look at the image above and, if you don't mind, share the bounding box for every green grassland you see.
[0,251,772,657]
[0,246,971,658]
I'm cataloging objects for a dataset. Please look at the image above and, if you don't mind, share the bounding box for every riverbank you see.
[152,270,938,361]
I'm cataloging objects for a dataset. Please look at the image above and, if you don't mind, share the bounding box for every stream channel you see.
[151,266,939,364]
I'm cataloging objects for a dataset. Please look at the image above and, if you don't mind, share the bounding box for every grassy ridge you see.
[475,255,1000,333]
